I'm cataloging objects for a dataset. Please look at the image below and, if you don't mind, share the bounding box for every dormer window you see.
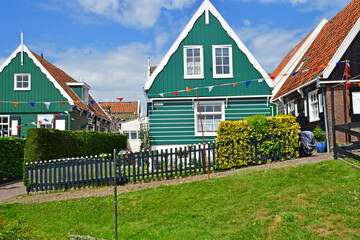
[14,74,31,90]
[83,87,89,105]
[184,45,204,79]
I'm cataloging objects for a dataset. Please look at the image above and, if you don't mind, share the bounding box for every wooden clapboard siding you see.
[146,12,271,98]
[149,98,271,146]
[0,52,72,113]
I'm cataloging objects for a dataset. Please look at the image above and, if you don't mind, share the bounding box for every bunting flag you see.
[258,78,264,83]
[346,62,350,73]
[59,102,66,105]
[55,113,61,117]
[12,102,19,108]
[132,95,137,97]
[159,93,164,98]
[336,61,342,65]
[44,119,49,122]
[86,110,90,115]
[220,84,226,87]
[65,111,69,114]
[44,102,51,110]
[282,74,288,77]
[291,72,299,76]
[246,81,251,88]
[17,126,21,130]
[172,91,179,96]
[233,83,238,87]
[186,87,193,93]
[346,82,351,90]
[31,122,37,126]
[0,102,2,104]
[117,98,124,102]
[95,113,99,116]
[74,101,81,104]
[38,121,42,124]
[208,86,214,92]
[270,76,276,80]
[146,94,151,97]
[344,72,351,78]
[313,68,318,72]
[29,102,36,108]
[358,83,360,88]
[90,100,95,105]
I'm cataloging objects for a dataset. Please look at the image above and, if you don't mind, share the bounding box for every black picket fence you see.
[25,132,300,193]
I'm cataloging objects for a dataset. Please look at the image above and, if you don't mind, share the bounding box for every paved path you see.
[0,152,334,204]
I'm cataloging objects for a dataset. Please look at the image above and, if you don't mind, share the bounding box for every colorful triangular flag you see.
[313,68,318,72]
[270,76,276,80]
[220,84,226,87]
[17,126,21,130]
[336,61,342,65]
[246,81,251,88]
[29,102,35,108]
[346,82,351,90]
[186,87,193,93]
[146,94,151,97]
[258,79,264,83]
[344,72,351,78]
[44,102,51,110]
[358,83,360,88]
[74,101,81,104]
[233,83,238,87]
[117,98,124,102]
[12,102,19,108]
[60,102,66,105]
[31,122,37,126]
[132,95,137,97]
[208,86,214,92]
[65,111,69,114]
[172,91,179,95]
[86,110,90,115]
[90,100,95,105]
[159,93,164,98]
[291,72,299,76]
[55,113,61,117]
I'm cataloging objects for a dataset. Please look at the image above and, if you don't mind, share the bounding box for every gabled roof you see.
[0,44,110,120]
[144,0,273,91]
[99,101,139,114]
[271,19,327,97]
[273,0,360,100]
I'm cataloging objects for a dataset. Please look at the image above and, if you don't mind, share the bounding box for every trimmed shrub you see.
[216,114,300,169]
[0,137,26,179]
[24,128,127,164]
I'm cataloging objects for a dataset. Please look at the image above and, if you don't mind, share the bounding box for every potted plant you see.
[313,127,326,153]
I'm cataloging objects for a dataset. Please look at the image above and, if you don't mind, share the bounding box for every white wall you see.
[121,117,148,152]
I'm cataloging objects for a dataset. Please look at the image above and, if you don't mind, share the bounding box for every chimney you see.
[41,53,44,58]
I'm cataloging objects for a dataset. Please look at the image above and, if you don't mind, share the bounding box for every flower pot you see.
[316,142,327,153]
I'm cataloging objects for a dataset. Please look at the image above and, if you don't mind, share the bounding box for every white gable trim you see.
[272,19,327,99]
[0,44,74,105]
[144,0,272,90]
[323,16,360,79]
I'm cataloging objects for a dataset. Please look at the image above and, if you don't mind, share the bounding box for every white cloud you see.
[42,42,162,106]
[74,0,196,28]
[236,25,304,73]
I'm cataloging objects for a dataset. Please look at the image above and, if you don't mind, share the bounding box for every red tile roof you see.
[273,0,360,99]
[31,52,110,120]
[99,102,139,114]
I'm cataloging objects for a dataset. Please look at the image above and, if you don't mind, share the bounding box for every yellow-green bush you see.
[216,115,300,169]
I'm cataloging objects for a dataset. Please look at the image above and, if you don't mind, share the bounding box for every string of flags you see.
[0,60,359,110]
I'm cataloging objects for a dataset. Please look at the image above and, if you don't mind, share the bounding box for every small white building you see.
[121,117,148,152]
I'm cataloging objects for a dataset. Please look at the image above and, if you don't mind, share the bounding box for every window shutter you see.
[304,99,308,117]
[319,93,323,113]
[10,116,21,137]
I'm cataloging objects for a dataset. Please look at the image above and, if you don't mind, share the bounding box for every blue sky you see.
[0,0,352,105]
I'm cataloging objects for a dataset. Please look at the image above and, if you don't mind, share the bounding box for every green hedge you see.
[216,115,300,169]
[24,128,127,164]
[0,137,26,179]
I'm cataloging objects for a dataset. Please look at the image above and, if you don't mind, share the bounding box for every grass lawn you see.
[1,160,360,239]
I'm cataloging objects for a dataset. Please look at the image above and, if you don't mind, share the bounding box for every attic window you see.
[212,45,233,78]
[14,74,31,90]
[184,45,204,79]
[296,57,308,73]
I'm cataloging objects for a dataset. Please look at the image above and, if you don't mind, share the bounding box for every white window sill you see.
[213,74,233,79]
[309,117,320,123]
[195,132,217,137]
[14,88,31,91]
[184,75,204,80]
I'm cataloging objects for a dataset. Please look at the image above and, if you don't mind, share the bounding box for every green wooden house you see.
[0,41,111,138]
[144,0,274,150]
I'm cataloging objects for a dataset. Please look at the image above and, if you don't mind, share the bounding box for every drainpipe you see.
[322,87,330,152]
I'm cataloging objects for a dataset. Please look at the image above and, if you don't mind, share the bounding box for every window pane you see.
[216,57,222,65]
[186,49,193,57]
[223,48,229,56]
[206,105,213,112]
[187,66,193,75]
[17,76,22,82]
[131,132,137,139]
[194,57,200,63]
[216,66,222,74]
[194,66,200,75]
[23,75,28,82]
[17,82,22,88]
[194,48,200,56]
[23,82,29,88]
[224,66,230,74]
[187,57,193,63]
[215,48,222,56]
[3,118,8,124]
[214,105,221,112]
[123,131,130,139]
[223,57,229,65]
[200,106,205,112]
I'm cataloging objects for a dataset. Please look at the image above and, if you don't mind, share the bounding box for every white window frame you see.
[287,100,295,115]
[0,115,10,137]
[194,101,225,137]
[318,93,323,113]
[212,45,233,79]
[304,99,308,117]
[308,90,320,122]
[123,130,130,139]
[352,92,360,114]
[83,87,89,105]
[130,131,138,140]
[14,74,31,91]
[37,115,54,129]
[183,45,204,79]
